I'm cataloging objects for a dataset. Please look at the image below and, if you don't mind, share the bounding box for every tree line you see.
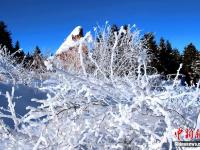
[0,21,200,76]
[142,32,200,75]
[0,21,44,70]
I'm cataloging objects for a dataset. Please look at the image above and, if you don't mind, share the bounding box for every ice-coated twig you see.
[6,87,19,130]
[173,63,182,87]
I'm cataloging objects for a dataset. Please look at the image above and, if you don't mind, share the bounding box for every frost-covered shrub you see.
[0,46,31,84]
[52,23,150,80]
[91,24,150,79]
[0,25,200,150]
[0,46,49,86]
[1,68,199,149]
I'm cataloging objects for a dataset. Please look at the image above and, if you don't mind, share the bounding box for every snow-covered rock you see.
[56,26,83,55]
[55,26,90,70]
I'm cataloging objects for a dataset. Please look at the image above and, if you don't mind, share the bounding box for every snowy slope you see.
[0,68,200,149]
[0,82,47,128]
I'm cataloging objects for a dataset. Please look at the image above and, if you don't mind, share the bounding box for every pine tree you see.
[157,39,180,74]
[142,33,160,73]
[31,46,46,72]
[0,21,13,52]
[13,40,25,63]
[191,52,200,75]
[183,43,199,73]
[23,52,33,68]
[14,40,20,51]
[158,38,167,73]
[33,46,41,56]
[170,48,182,73]
[166,41,181,74]
[165,40,173,74]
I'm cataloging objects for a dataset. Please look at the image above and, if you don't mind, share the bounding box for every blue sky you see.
[0,0,200,54]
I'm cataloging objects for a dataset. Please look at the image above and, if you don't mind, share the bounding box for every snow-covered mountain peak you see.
[71,26,82,36]
[55,26,83,55]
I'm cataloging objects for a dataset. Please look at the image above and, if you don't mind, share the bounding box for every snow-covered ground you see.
[0,82,47,129]
[0,69,199,149]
